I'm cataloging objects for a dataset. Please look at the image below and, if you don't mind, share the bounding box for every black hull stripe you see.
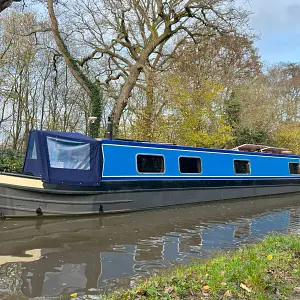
[99,179,300,191]
[102,176,300,180]
[46,178,300,192]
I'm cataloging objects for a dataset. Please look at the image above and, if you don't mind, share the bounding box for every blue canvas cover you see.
[23,130,101,186]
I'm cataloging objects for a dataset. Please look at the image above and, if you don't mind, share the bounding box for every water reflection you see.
[0,194,299,298]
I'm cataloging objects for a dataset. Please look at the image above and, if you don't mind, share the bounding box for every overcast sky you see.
[242,0,300,64]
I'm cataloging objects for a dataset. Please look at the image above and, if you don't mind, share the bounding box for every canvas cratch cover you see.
[23,130,101,186]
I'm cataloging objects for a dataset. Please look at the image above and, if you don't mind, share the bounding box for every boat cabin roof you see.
[99,138,296,157]
[22,130,298,186]
[232,144,292,154]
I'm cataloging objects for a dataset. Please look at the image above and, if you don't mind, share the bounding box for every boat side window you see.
[46,136,91,170]
[179,157,201,173]
[234,160,250,174]
[137,154,164,173]
[28,138,37,159]
[289,162,300,175]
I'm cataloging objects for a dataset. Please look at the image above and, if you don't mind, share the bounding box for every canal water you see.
[0,194,299,299]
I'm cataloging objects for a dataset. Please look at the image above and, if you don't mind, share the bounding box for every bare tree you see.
[268,63,300,122]
[0,11,90,148]
[46,0,250,133]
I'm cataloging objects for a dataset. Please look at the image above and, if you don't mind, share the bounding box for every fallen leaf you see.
[267,254,273,261]
[224,290,232,297]
[240,283,251,293]
[245,279,252,288]
[294,287,300,293]
[202,285,210,291]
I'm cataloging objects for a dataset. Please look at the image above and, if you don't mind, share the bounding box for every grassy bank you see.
[106,234,300,299]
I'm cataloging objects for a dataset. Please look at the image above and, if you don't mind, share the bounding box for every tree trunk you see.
[111,63,144,133]
[110,37,171,133]
[88,86,103,137]
[142,65,155,141]
[47,0,103,137]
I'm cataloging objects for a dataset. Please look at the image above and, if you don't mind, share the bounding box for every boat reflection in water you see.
[0,194,299,298]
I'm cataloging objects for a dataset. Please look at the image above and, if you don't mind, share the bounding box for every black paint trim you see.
[46,178,300,192]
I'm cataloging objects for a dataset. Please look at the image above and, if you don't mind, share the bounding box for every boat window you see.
[27,137,37,159]
[234,160,250,174]
[289,162,300,174]
[46,136,90,170]
[179,157,201,173]
[137,154,164,173]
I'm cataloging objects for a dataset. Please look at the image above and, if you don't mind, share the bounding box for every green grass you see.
[105,234,300,299]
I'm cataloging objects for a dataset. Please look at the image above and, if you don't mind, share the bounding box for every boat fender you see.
[36,207,43,216]
[99,205,104,213]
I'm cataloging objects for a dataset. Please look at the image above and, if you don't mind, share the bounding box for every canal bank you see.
[105,234,300,300]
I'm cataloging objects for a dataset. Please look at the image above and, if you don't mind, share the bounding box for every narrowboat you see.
[0,128,299,217]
